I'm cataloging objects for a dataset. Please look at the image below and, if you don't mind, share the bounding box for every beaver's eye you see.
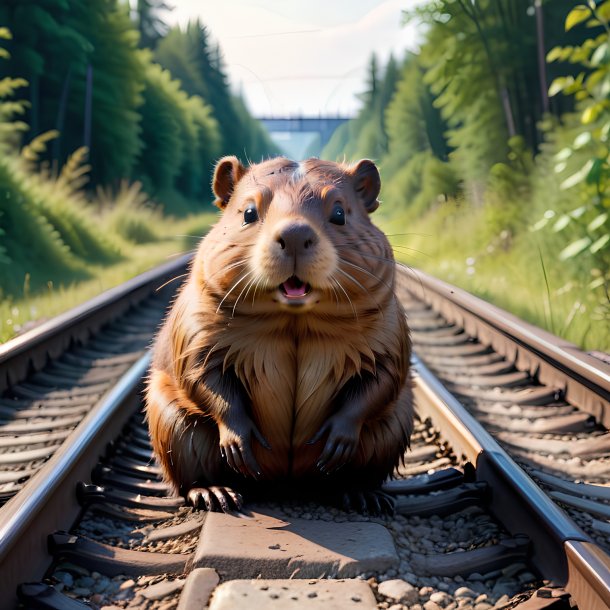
[329,204,345,226]
[243,204,259,225]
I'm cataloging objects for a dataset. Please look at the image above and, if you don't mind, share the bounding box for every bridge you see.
[256,116,351,158]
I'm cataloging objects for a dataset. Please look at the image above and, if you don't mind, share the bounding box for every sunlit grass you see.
[0,212,217,343]
[379,204,610,353]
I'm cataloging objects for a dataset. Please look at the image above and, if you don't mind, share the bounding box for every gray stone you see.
[518,571,537,584]
[195,510,398,579]
[208,579,377,610]
[54,572,73,587]
[178,569,219,610]
[142,578,186,600]
[93,578,110,594]
[454,587,476,598]
[430,591,450,604]
[378,579,418,604]
[77,576,95,588]
[492,582,517,597]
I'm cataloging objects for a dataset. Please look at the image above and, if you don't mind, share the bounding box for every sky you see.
[165,1,423,118]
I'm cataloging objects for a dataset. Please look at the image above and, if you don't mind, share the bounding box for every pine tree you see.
[136,0,171,49]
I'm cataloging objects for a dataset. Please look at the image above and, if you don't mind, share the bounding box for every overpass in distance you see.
[256,116,352,158]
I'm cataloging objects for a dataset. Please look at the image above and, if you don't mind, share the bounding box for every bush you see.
[99,181,161,245]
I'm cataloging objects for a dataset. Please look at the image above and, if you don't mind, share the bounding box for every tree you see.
[0,0,145,183]
[135,0,171,49]
[155,21,278,160]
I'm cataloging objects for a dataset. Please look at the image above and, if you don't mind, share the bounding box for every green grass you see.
[378,202,610,352]
[0,212,217,343]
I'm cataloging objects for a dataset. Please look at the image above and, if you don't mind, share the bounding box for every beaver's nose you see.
[276,222,318,255]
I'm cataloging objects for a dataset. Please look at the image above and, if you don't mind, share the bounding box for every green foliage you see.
[0,4,275,311]
[323,1,609,348]
[0,156,89,295]
[155,22,278,161]
[99,180,161,244]
[539,1,610,295]
[382,152,458,222]
[407,2,508,182]
[0,1,145,183]
[134,0,171,49]
[384,55,449,172]
[0,28,28,154]
[324,54,404,162]
[136,57,220,208]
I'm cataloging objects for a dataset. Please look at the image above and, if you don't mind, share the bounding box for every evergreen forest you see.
[0,0,278,339]
[323,0,610,351]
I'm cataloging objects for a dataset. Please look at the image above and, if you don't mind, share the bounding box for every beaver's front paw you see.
[219,418,270,479]
[187,486,243,512]
[308,414,362,474]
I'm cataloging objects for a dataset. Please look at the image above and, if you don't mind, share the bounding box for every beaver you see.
[145,156,413,513]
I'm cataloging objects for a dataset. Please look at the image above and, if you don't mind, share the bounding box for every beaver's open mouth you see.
[280,275,311,298]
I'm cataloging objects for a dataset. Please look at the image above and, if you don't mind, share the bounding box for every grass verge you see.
[379,204,610,353]
[0,212,216,343]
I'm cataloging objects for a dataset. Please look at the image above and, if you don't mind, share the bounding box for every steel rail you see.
[0,353,150,606]
[412,354,610,610]
[399,267,610,426]
[0,252,193,393]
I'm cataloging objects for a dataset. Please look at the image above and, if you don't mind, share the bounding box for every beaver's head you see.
[200,156,393,317]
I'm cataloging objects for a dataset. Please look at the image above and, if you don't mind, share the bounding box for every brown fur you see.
[145,156,413,500]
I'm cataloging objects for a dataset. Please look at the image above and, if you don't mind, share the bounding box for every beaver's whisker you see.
[336,267,384,319]
[334,249,425,301]
[335,247,396,266]
[216,270,254,314]
[390,246,430,258]
[340,258,394,293]
[331,276,358,321]
[328,281,340,308]
[332,248,398,265]
[337,236,429,258]
[206,259,249,282]
[385,232,431,239]
[250,276,263,306]
[156,273,189,292]
[233,275,258,317]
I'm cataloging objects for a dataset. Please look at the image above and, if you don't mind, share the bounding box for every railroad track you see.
[0,256,608,609]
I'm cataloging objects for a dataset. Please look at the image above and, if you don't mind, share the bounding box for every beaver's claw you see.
[219,418,270,479]
[341,489,395,515]
[187,486,243,512]
[308,415,361,474]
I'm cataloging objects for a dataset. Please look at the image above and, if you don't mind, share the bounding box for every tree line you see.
[0,0,278,300]
[0,0,277,212]
[323,0,609,341]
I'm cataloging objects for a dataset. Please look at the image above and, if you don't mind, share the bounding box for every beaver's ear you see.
[350,159,381,213]
[212,156,246,209]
